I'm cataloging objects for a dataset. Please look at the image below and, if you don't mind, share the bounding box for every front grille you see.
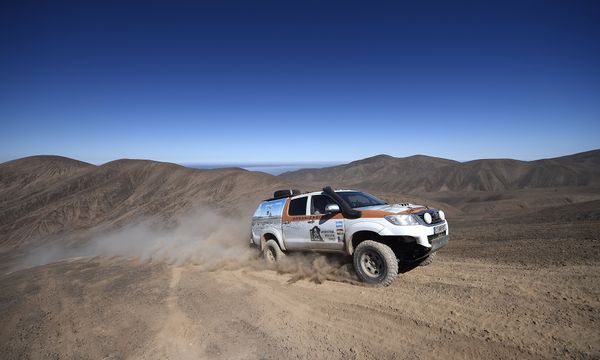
[417,210,444,225]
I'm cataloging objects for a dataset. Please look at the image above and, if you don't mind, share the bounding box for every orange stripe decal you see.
[282,197,426,221]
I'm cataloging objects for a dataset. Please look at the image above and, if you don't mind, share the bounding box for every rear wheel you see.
[353,240,398,286]
[263,239,285,264]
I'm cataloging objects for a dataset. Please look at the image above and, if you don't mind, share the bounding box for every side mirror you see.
[325,204,340,214]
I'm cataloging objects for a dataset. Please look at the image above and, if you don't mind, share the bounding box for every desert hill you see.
[0,155,93,199]
[3,151,600,249]
[279,149,600,193]
[1,153,599,359]
[0,156,292,249]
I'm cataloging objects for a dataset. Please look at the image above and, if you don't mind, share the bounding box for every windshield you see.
[336,191,387,208]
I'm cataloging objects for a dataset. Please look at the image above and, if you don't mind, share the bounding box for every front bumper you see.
[378,220,449,248]
[429,234,449,252]
[408,234,449,261]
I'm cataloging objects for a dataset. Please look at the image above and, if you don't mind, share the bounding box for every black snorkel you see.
[323,186,362,219]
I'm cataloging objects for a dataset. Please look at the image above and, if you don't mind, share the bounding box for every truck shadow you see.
[398,261,420,274]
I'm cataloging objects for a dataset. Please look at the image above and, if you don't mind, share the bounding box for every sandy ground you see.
[1,220,599,360]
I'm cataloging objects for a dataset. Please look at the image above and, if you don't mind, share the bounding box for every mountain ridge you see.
[0,156,292,249]
[2,150,599,250]
[279,149,600,193]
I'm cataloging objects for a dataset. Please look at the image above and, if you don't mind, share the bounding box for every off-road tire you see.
[353,240,398,286]
[418,252,437,266]
[263,239,285,265]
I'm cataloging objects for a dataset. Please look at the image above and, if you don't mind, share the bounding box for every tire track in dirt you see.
[202,257,597,359]
[233,267,536,359]
[134,266,203,360]
[1,255,598,359]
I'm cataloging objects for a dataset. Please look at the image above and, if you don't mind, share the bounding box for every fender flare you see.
[259,228,287,251]
[345,221,385,254]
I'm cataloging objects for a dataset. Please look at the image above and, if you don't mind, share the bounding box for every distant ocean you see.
[182,162,340,175]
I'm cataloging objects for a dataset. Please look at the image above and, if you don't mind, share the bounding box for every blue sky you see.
[1,0,599,164]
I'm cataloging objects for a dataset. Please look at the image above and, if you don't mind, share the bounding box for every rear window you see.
[288,197,307,216]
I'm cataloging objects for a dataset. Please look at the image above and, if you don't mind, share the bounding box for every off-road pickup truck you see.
[251,186,449,286]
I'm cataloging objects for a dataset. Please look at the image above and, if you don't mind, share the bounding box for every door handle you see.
[307,220,315,224]
[283,221,290,225]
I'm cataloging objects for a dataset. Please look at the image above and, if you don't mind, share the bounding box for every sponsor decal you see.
[335,220,345,242]
[310,226,324,242]
[310,226,337,242]
[336,229,345,242]
[320,230,336,241]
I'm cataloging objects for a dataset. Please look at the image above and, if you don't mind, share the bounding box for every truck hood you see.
[356,203,426,214]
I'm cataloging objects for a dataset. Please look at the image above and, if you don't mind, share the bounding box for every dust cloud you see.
[13,207,359,284]
[14,207,254,272]
[276,253,360,284]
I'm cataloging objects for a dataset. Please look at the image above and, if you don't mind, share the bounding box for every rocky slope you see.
[0,156,292,249]
[279,149,600,193]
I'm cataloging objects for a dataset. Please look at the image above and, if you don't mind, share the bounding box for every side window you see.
[288,197,308,216]
[311,195,336,215]
[253,198,286,218]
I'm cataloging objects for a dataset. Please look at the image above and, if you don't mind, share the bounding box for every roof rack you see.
[263,189,302,201]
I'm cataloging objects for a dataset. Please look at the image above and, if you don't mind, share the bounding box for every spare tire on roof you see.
[273,189,301,198]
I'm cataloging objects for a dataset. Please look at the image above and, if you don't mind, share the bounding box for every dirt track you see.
[1,219,599,360]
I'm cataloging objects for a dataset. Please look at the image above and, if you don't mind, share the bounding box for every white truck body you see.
[251,189,448,259]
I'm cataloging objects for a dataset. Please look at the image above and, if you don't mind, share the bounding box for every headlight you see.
[438,210,445,221]
[423,212,432,224]
[384,214,419,226]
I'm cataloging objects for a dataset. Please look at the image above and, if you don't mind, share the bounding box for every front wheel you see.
[263,239,285,265]
[353,240,398,286]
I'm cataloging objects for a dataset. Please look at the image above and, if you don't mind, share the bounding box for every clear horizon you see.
[2,1,599,164]
[2,147,598,168]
